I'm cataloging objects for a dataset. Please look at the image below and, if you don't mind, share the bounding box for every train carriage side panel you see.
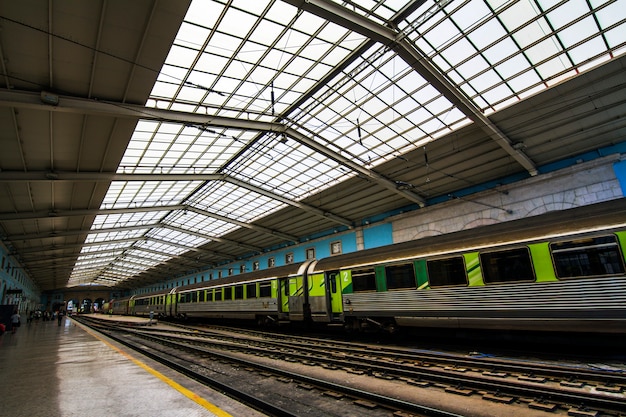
[415,259,429,289]
[175,276,284,322]
[129,296,136,315]
[340,269,353,294]
[308,272,329,322]
[529,242,558,282]
[375,265,386,292]
[287,275,306,321]
[327,271,344,322]
[463,252,484,286]
[617,231,626,259]
[279,278,289,315]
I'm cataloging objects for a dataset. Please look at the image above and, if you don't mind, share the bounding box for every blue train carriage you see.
[175,262,308,325]
[132,288,172,317]
[317,199,626,333]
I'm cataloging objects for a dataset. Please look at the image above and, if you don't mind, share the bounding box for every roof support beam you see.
[0,170,354,227]
[161,224,262,252]
[145,236,233,259]
[187,206,299,243]
[14,236,147,255]
[0,89,428,205]
[284,127,427,206]
[0,203,298,242]
[282,0,537,176]
[5,223,159,241]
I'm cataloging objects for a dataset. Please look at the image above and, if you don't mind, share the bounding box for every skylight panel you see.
[149,227,208,247]
[93,212,168,230]
[220,6,259,38]
[568,37,608,64]
[171,210,238,237]
[85,230,147,244]
[596,0,625,28]
[265,1,298,25]
[131,249,169,263]
[176,22,211,49]
[442,37,477,67]
[137,239,187,256]
[292,10,326,35]
[165,44,199,69]
[184,0,224,28]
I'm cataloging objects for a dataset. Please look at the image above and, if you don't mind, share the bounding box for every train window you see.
[427,257,467,287]
[385,263,416,290]
[480,248,535,283]
[198,291,205,302]
[551,235,625,278]
[215,289,223,301]
[246,283,256,298]
[351,268,377,292]
[259,282,272,298]
[234,285,244,300]
[224,286,232,300]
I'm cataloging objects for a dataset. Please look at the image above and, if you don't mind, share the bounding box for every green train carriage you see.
[173,262,307,324]
[114,200,626,334]
[311,200,626,333]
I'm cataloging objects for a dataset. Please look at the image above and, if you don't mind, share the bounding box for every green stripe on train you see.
[529,242,557,282]
[464,252,484,286]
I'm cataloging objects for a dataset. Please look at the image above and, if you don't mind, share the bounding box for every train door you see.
[287,275,307,321]
[326,270,343,322]
[308,272,329,322]
[278,278,290,318]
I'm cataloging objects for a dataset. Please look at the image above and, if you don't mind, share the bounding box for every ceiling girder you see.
[14,236,147,255]
[186,205,298,243]
[282,0,538,176]
[0,89,428,205]
[0,204,185,222]
[4,223,159,242]
[0,170,354,227]
[161,224,262,252]
[0,204,291,243]
[145,236,232,259]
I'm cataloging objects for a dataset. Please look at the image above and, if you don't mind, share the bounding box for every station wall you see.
[392,154,624,243]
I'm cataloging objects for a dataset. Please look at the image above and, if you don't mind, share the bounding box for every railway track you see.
[78,317,626,417]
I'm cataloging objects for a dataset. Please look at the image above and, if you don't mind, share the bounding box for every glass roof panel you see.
[71,0,625,287]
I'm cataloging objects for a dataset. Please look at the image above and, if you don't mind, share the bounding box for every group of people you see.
[0,309,66,335]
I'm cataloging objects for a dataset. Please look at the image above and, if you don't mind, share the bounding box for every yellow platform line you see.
[81,323,233,417]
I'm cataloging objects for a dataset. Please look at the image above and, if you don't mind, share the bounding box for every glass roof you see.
[68,0,625,287]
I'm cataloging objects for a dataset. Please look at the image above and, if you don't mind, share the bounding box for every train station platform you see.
[0,315,264,417]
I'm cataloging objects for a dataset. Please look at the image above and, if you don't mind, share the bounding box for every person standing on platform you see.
[10,310,21,334]
[57,309,64,326]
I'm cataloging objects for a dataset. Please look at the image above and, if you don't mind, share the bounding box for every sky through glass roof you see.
[68,0,625,287]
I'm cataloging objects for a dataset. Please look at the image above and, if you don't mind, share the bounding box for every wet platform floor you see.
[0,315,264,417]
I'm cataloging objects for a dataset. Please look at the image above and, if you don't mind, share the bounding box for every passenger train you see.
[108,199,626,334]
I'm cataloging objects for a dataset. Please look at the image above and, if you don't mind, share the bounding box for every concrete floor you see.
[0,315,264,417]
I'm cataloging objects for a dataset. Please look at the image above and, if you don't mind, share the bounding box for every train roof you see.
[312,198,626,273]
[133,288,177,299]
[175,261,312,293]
